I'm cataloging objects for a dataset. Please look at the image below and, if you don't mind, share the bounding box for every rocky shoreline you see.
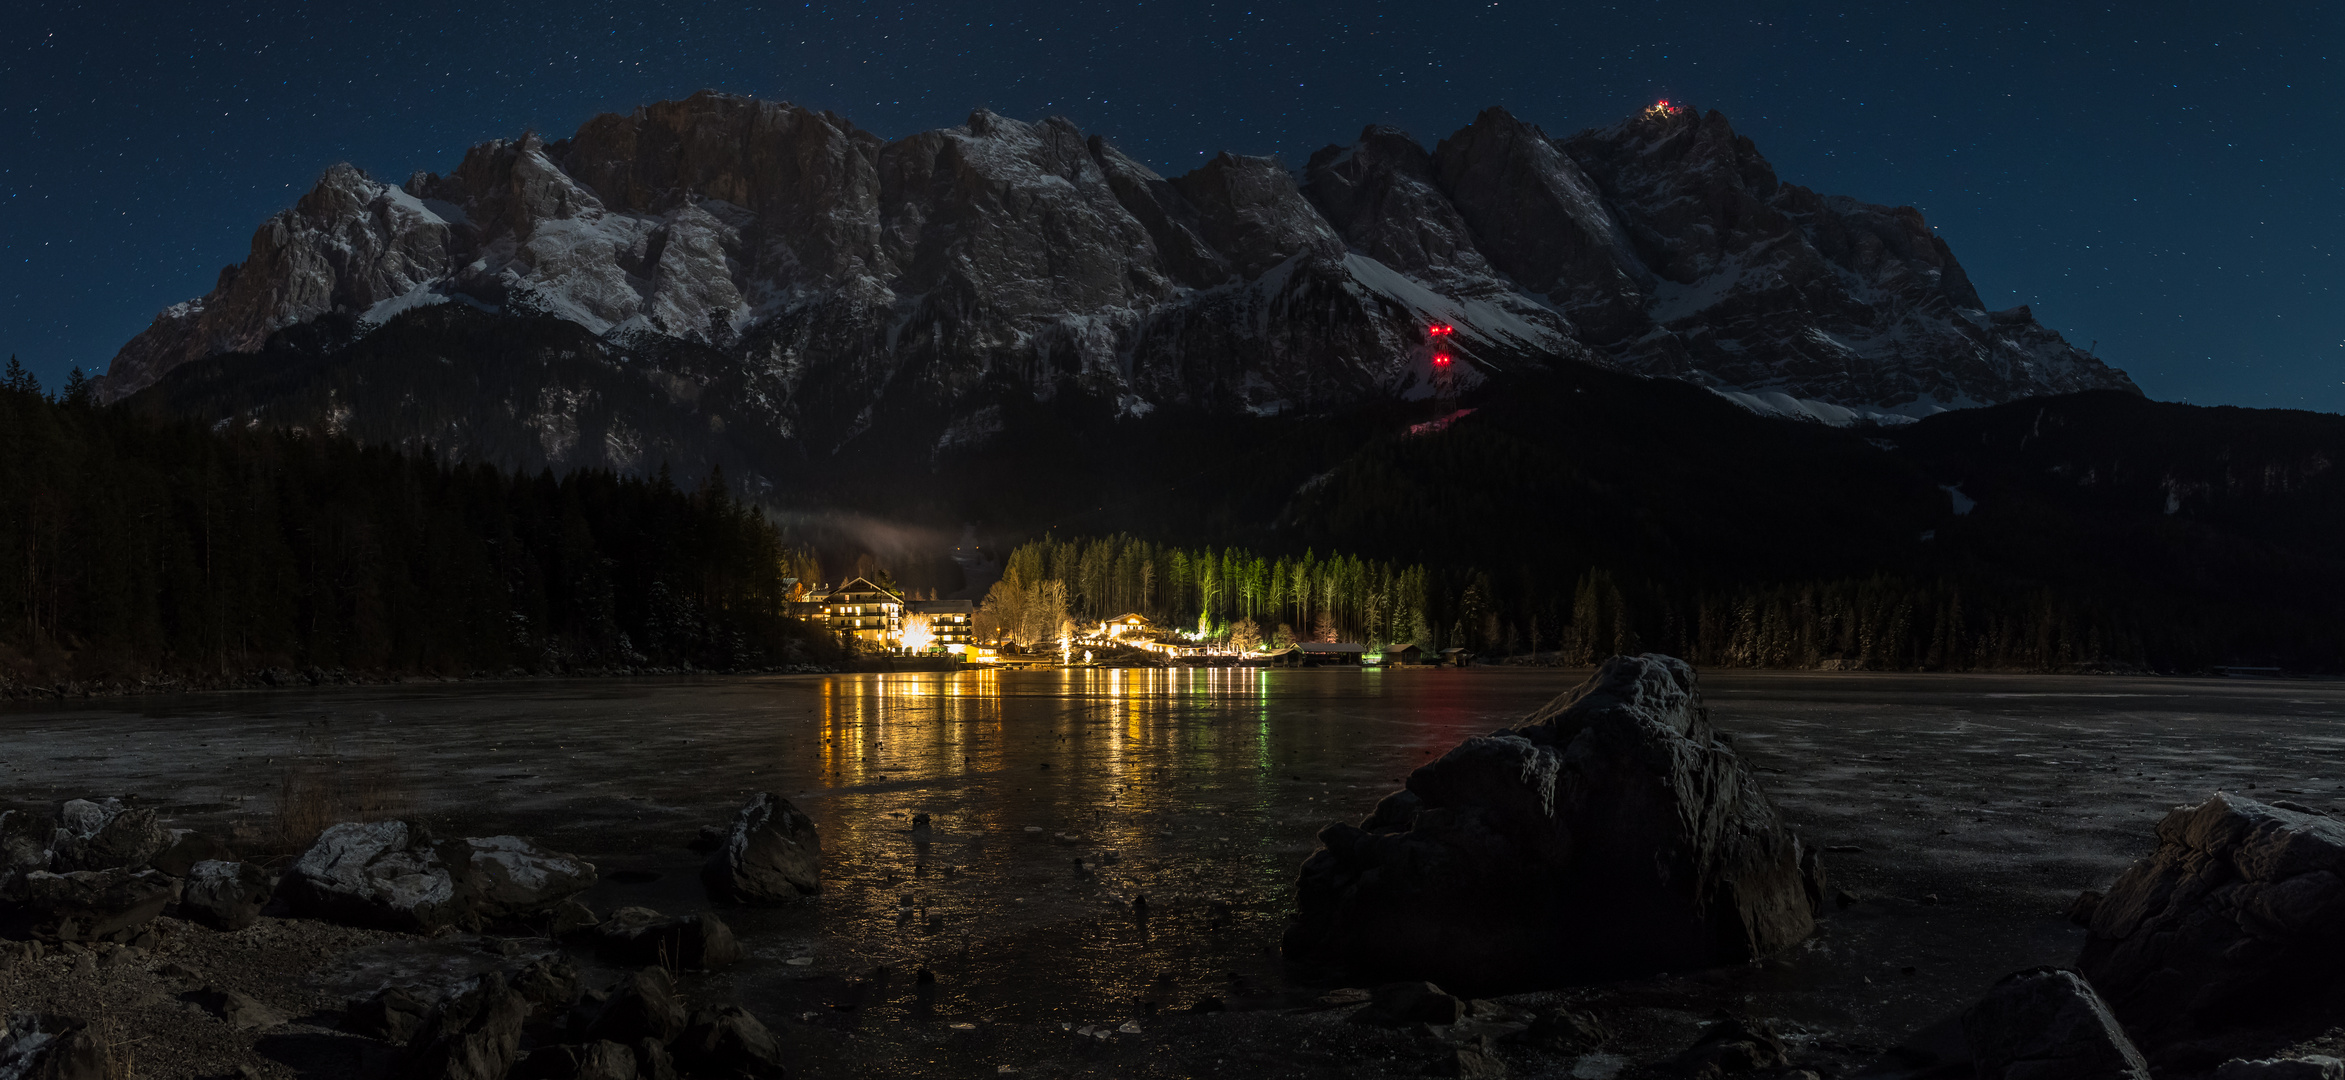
[9,657,2345,1078]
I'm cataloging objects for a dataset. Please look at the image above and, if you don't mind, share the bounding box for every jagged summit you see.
[100,93,2134,464]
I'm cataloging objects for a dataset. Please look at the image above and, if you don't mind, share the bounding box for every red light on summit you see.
[1428,324,1453,337]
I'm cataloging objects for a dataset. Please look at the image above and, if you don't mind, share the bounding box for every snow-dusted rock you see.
[284,820,468,931]
[702,793,821,903]
[48,798,169,874]
[460,835,597,921]
[285,822,596,931]
[1282,654,1823,992]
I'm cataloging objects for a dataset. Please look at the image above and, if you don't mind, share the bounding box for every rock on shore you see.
[1961,967,2151,1080]
[702,793,821,903]
[48,799,168,874]
[1283,653,1824,991]
[2079,793,2345,1040]
[282,820,596,931]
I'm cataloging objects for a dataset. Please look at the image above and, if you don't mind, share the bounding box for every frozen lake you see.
[5,667,2343,1065]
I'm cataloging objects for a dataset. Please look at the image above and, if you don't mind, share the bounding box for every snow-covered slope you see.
[100,93,2135,449]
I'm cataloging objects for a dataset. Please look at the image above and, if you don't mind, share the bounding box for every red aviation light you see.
[1428,323,1453,337]
[1432,353,1452,366]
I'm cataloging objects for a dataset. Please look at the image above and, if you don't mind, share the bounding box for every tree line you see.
[977,529,2328,672]
[976,534,1433,650]
[0,360,832,689]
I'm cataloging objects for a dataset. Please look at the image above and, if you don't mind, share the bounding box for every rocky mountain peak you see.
[1431,106,1655,342]
[98,95,2138,475]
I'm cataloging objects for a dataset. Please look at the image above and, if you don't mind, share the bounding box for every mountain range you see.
[98,93,2137,493]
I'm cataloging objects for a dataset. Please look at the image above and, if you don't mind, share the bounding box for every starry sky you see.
[2,1,2339,410]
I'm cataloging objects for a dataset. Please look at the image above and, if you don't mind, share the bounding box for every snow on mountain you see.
[98,93,2135,453]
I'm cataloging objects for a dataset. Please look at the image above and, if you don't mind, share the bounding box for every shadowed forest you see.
[0,362,832,692]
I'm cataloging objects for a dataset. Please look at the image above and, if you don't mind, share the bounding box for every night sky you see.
[3,1,2338,411]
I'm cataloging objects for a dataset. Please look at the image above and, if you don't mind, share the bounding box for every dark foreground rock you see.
[0,810,53,891]
[346,984,438,1044]
[702,793,821,903]
[2078,793,2345,1041]
[404,973,531,1080]
[283,821,596,931]
[1961,967,2150,1080]
[586,967,688,1046]
[2,867,180,942]
[179,859,274,931]
[148,828,234,877]
[2216,1058,2345,1080]
[0,1010,109,1080]
[187,986,286,1031]
[673,1006,787,1078]
[1348,982,1465,1027]
[1672,1015,1789,1078]
[594,907,742,970]
[512,1039,641,1080]
[1282,653,1823,991]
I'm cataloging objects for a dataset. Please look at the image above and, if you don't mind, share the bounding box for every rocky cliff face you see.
[1557,107,2129,416]
[100,93,2135,453]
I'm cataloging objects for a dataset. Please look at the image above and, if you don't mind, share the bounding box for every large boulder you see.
[1282,654,1823,991]
[3,867,180,942]
[2078,794,2345,1039]
[48,799,168,874]
[701,794,821,903]
[1961,967,2151,1080]
[284,821,472,931]
[179,860,275,931]
[284,821,595,931]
